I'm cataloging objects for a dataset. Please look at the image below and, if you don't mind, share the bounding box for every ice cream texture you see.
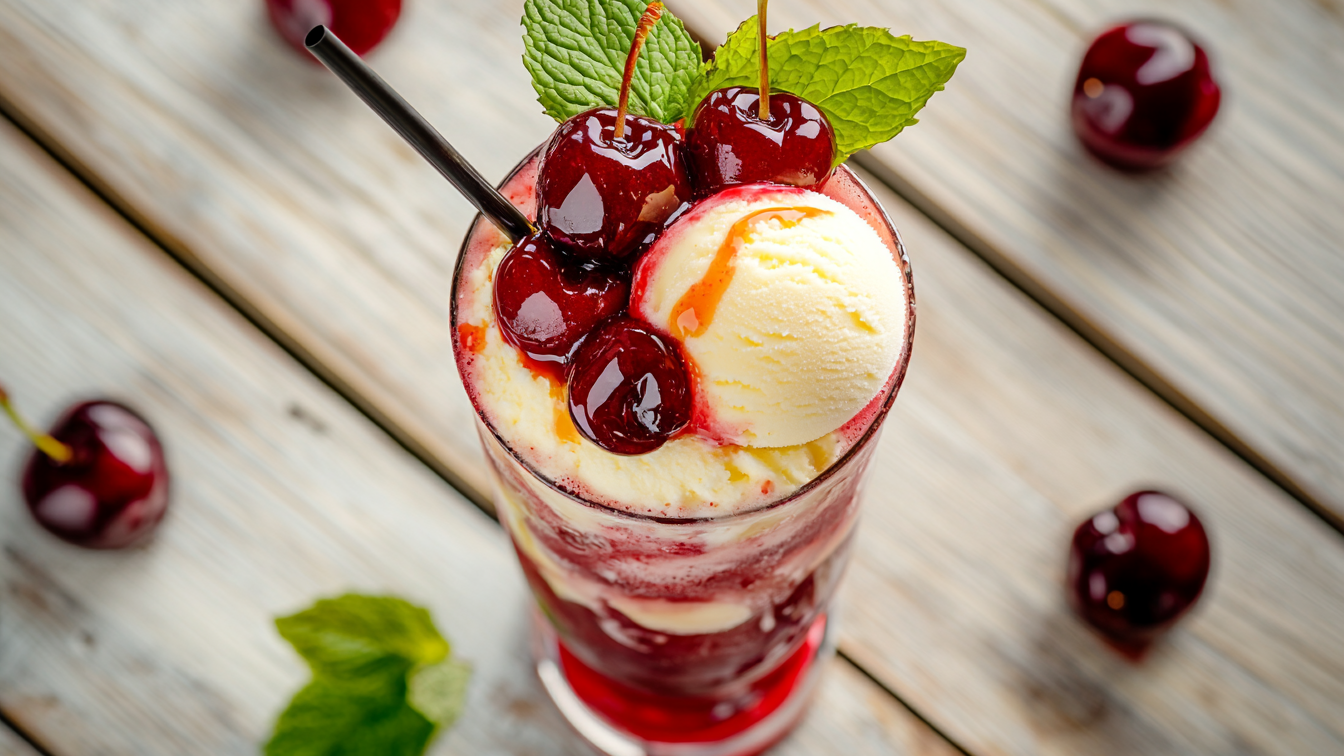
[632,184,906,448]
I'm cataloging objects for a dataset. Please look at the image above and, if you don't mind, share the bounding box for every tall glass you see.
[452,151,915,756]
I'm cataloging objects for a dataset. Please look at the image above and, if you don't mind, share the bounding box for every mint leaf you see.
[275,594,449,682]
[265,678,434,756]
[408,658,473,729]
[522,0,703,123]
[267,595,471,756]
[687,19,966,163]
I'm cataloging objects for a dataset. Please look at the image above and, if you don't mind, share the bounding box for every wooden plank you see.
[837,170,1344,755]
[0,727,41,756]
[0,116,956,756]
[0,1,1340,754]
[675,0,1344,527]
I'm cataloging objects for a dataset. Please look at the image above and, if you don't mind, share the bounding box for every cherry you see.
[266,0,402,58]
[1067,491,1211,646]
[536,2,692,261]
[1072,20,1221,171]
[0,387,170,549]
[538,110,690,261]
[493,232,630,381]
[686,88,835,194]
[686,2,835,194]
[567,317,692,455]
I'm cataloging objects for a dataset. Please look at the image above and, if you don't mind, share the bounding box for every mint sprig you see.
[266,595,472,756]
[522,0,703,123]
[687,18,966,163]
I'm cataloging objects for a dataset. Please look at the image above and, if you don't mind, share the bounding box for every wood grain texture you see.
[838,169,1344,756]
[0,117,957,756]
[0,727,40,756]
[674,0,1344,526]
[0,0,562,503]
[0,1,1340,755]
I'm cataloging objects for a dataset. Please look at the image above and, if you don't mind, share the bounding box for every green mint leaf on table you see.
[275,594,449,681]
[266,678,434,756]
[522,0,703,123]
[407,658,473,730]
[687,18,966,163]
[266,594,471,756]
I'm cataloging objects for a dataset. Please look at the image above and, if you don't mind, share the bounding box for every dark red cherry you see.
[567,317,692,455]
[493,232,630,381]
[1067,490,1211,645]
[266,0,402,58]
[537,108,692,261]
[686,87,836,195]
[1072,21,1221,171]
[22,401,170,549]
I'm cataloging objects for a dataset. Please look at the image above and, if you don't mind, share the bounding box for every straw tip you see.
[304,25,328,49]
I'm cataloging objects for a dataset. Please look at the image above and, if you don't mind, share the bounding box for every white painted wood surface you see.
[675,0,1344,526]
[840,172,1344,755]
[0,121,955,756]
[0,1,1340,755]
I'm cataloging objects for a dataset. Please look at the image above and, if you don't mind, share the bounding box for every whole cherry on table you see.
[1072,20,1222,171]
[1,383,169,549]
[1067,490,1211,650]
[265,0,403,58]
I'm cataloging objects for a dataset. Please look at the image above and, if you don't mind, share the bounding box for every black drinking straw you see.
[305,25,535,243]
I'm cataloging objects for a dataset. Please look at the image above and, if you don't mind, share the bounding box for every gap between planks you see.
[674,19,1342,538]
[0,711,51,756]
[0,87,976,756]
[848,150,1340,536]
[836,649,975,756]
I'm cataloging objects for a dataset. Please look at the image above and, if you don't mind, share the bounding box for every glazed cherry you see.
[266,0,402,58]
[537,108,691,261]
[687,87,836,194]
[567,317,692,455]
[1072,20,1221,171]
[493,232,630,381]
[22,401,170,549]
[1067,491,1211,646]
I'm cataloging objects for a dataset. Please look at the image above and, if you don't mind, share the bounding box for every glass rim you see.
[451,147,916,525]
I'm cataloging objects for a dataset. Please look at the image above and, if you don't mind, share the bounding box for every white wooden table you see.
[0,0,1340,754]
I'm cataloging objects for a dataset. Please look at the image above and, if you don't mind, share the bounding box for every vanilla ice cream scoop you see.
[631,184,907,448]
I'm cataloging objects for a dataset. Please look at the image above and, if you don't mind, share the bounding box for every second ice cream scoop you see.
[632,184,906,448]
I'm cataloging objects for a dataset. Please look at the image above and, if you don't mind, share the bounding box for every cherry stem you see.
[757,0,770,121]
[614,1,664,141]
[0,384,72,464]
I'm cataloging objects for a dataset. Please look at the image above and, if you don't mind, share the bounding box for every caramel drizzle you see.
[669,207,829,340]
[550,382,581,444]
[457,322,487,354]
